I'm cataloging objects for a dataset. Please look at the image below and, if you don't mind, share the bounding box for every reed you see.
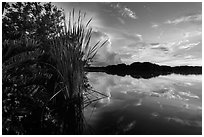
[2,9,107,134]
[46,10,107,134]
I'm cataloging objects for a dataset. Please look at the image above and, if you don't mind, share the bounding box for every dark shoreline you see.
[85,62,202,79]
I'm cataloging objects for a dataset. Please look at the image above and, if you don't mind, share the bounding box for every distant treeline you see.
[85,62,202,79]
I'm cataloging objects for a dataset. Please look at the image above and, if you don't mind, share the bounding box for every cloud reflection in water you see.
[85,72,201,134]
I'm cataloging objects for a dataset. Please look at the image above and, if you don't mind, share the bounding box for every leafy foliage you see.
[3,2,64,43]
[2,2,107,135]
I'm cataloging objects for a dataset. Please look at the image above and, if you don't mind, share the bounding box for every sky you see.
[54,2,202,67]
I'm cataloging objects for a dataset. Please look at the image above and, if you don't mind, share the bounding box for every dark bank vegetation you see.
[2,2,107,134]
[86,62,202,79]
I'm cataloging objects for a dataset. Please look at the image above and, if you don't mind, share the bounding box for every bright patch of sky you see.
[54,2,202,66]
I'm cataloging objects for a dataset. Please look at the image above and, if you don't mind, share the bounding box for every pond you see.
[84,72,202,135]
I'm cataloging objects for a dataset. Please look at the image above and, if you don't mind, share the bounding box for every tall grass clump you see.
[45,10,107,134]
[2,8,107,134]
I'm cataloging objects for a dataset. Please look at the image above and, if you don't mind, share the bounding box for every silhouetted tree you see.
[2,2,64,42]
[2,2,6,13]
[3,2,106,134]
[2,2,65,134]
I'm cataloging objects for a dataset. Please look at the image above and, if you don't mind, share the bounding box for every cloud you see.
[164,13,201,25]
[119,37,201,66]
[150,40,190,52]
[119,33,143,42]
[151,46,169,52]
[119,42,172,64]
[178,42,200,50]
[121,7,137,19]
[136,34,143,41]
[119,53,133,59]
[123,121,136,132]
[151,23,159,28]
[110,3,138,20]
[127,42,148,49]
[183,31,202,38]
[87,72,116,107]
[150,43,160,46]
[164,117,201,127]
[91,30,122,66]
[150,42,176,53]
[159,57,201,66]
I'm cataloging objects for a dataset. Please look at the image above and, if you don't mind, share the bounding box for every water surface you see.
[85,72,202,135]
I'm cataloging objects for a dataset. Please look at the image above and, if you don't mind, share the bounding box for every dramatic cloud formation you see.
[90,30,122,66]
[54,2,202,66]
